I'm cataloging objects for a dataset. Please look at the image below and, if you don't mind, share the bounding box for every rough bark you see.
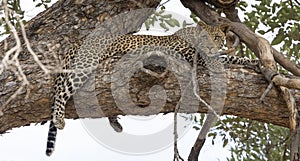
[1,61,299,133]
[0,0,299,135]
[0,0,161,133]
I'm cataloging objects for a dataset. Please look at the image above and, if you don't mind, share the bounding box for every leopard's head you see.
[198,21,230,48]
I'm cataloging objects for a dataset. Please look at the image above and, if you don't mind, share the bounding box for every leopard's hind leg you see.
[46,69,92,156]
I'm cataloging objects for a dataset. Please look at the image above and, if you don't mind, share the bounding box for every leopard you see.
[46,21,259,156]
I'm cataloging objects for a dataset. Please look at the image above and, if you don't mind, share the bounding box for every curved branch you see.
[272,48,300,76]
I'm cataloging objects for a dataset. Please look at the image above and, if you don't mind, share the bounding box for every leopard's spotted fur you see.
[46,21,259,156]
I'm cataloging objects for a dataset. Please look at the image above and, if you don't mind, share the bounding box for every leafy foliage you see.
[193,114,290,160]
[144,6,193,31]
[0,0,52,37]
[145,6,180,31]
[33,0,52,8]
[239,0,300,65]
[226,117,289,161]
[0,0,25,36]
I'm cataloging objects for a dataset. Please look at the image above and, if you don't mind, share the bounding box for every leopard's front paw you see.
[108,116,123,133]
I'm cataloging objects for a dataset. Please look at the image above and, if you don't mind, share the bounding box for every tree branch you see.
[180,1,300,159]
[0,0,298,144]
[0,0,160,132]
[0,63,299,134]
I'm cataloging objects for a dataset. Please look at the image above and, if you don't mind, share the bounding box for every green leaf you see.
[36,3,43,7]
[165,19,175,27]
[208,132,217,139]
[152,16,157,24]
[158,9,164,14]
[257,5,270,12]
[145,19,150,30]
[43,4,49,9]
[271,34,285,45]
[223,139,228,147]
[193,126,200,130]
[172,18,180,27]
[159,22,169,31]
[182,20,187,28]
[161,14,172,19]
[257,30,265,34]
[271,4,276,13]
[189,13,199,23]
[193,115,197,122]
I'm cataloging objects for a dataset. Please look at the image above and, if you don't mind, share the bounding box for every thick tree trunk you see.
[0,0,298,134]
[0,0,161,133]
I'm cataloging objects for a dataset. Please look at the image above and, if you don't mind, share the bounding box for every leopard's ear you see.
[219,23,231,34]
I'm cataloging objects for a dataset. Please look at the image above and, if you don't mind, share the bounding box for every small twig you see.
[260,82,273,103]
[159,0,171,7]
[172,68,193,161]
[189,48,243,160]
[289,0,295,8]
[191,52,220,120]
[173,102,184,161]
[18,16,50,74]
[0,0,26,113]
[4,39,8,51]
[188,50,220,161]
[1,0,22,69]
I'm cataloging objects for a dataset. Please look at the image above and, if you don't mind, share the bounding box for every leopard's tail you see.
[46,121,57,156]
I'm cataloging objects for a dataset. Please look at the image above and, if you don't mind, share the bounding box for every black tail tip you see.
[46,149,53,156]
